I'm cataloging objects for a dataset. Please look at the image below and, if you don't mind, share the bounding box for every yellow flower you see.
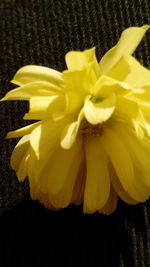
[2,25,150,214]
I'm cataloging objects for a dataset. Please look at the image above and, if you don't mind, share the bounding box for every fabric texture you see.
[0,0,150,266]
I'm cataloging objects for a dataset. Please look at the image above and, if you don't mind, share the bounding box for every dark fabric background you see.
[0,0,150,266]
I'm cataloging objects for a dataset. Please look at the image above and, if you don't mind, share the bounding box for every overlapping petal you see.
[98,187,118,215]
[108,55,150,88]
[12,65,64,87]
[84,93,116,125]
[65,47,100,77]
[92,75,126,97]
[1,81,63,101]
[60,108,84,149]
[113,121,150,187]
[38,137,83,195]
[109,162,137,205]
[1,25,150,214]
[63,61,98,113]
[100,127,134,190]
[100,25,149,74]
[6,121,42,139]
[11,135,30,171]
[30,117,69,160]
[24,94,65,120]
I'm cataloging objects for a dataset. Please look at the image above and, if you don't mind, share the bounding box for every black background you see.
[0,1,150,266]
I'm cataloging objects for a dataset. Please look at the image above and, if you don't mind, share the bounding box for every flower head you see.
[2,25,150,214]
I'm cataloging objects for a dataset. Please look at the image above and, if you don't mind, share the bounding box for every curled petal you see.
[60,108,84,149]
[99,25,149,74]
[65,47,100,77]
[115,95,150,136]
[24,95,65,120]
[63,61,98,111]
[92,74,136,98]
[11,135,30,171]
[17,151,30,182]
[84,93,116,125]
[11,65,64,87]
[11,135,30,182]
[1,81,62,101]
[109,55,150,88]
[6,121,42,139]
[63,62,98,115]
[66,47,95,70]
[28,147,39,198]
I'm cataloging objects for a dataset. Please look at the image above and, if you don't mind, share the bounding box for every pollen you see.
[79,119,107,137]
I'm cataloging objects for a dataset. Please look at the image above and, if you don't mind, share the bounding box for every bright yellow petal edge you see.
[1,25,150,215]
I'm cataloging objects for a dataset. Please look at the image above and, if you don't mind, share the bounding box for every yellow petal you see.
[65,47,100,77]
[100,127,134,190]
[60,108,84,149]
[117,95,150,137]
[1,81,62,101]
[31,186,55,209]
[108,55,150,88]
[49,139,83,208]
[99,25,149,74]
[84,136,110,212]
[71,161,86,205]
[66,47,95,69]
[98,187,118,215]
[38,137,82,196]
[113,121,150,187]
[109,161,137,204]
[115,95,144,137]
[6,121,42,139]
[134,91,150,107]
[115,95,139,118]
[11,65,64,86]
[24,94,65,120]
[63,61,97,94]
[36,191,58,210]
[17,150,30,182]
[92,74,133,97]
[84,93,116,124]
[128,86,150,130]
[11,135,30,171]
[129,167,150,202]
[28,147,39,199]
[109,123,150,202]
[129,89,150,133]
[11,136,30,182]
[92,75,118,97]
[30,117,69,159]
[139,107,150,135]
[63,62,98,113]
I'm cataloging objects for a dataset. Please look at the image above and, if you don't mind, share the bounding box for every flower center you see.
[79,119,107,138]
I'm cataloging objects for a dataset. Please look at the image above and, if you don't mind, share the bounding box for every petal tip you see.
[142,24,150,31]
[0,97,6,101]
